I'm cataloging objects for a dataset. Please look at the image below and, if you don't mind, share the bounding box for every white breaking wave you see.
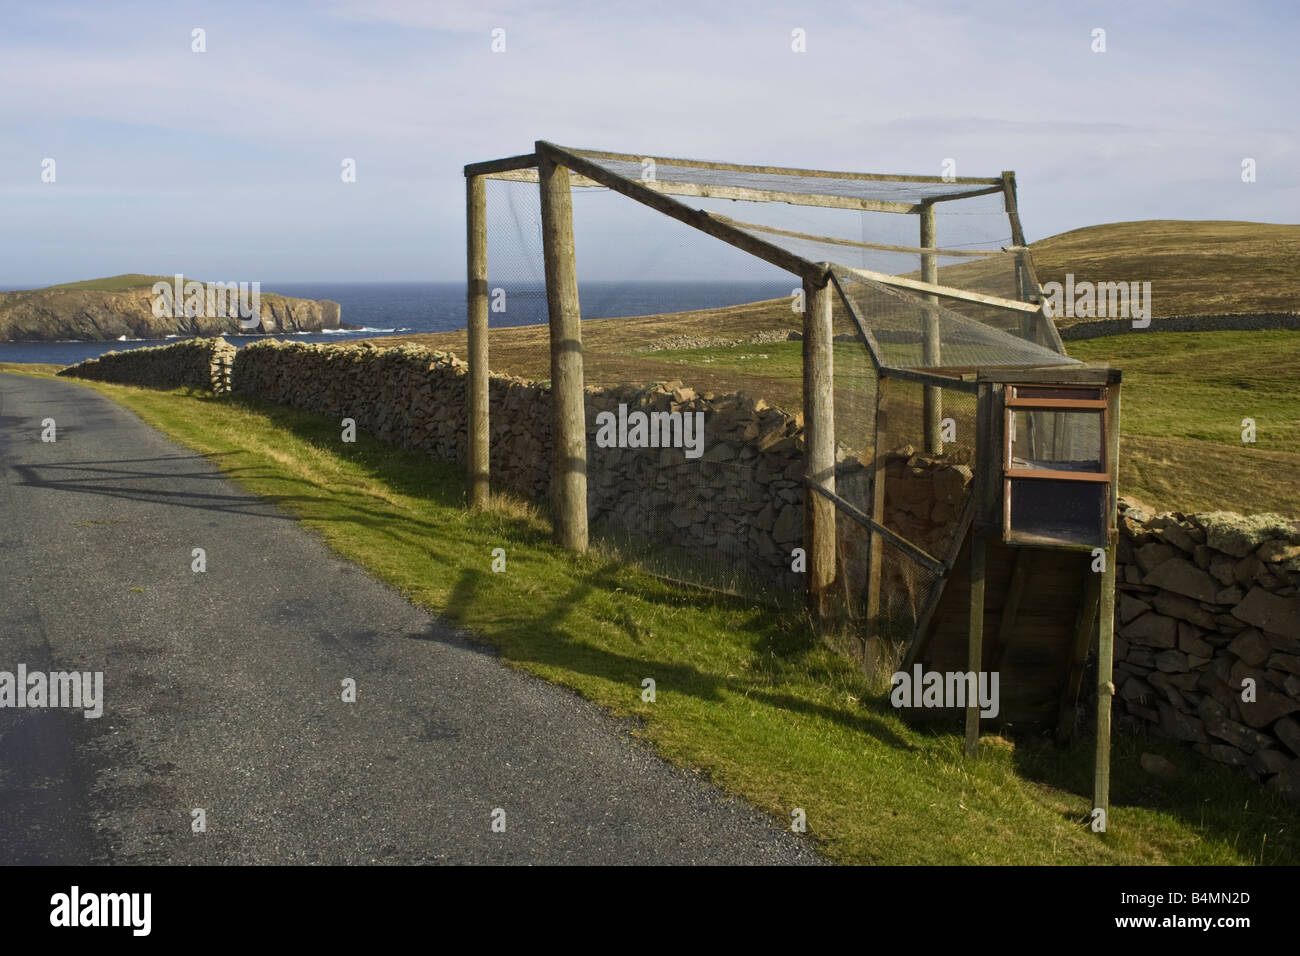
[317,326,401,334]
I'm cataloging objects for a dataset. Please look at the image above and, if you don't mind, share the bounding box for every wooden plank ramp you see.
[898,523,1096,734]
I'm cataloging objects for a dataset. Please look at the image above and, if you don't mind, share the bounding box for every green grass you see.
[1068,330,1300,515]
[1068,330,1300,449]
[9,364,1293,865]
[645,329,1300,517]
[36,274,174,293]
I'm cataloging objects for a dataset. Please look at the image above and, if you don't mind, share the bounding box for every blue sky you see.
[0,0,1295,285]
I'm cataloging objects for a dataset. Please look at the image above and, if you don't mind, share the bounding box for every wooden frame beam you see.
[806,481,946,576]
[878,365,979,393]
[536,141,827,282]
[1005,397,1107,410]
[464,153,538,177]
[837,265,1043,314]
[566,146,1005,186]
[1002,171,1027,247]
[1004,468,1111,483]
[977,366,1119,385]
[827,269,885,369]
[485,165,924,213]
[927,183,1008,204]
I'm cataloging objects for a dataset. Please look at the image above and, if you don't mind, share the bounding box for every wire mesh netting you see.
[833,267,1077,371]
[830,375,978,629]
[570,149,1008,206]
[874,536,944,645]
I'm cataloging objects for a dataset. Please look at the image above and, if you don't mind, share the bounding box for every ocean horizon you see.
[0,279,794,366]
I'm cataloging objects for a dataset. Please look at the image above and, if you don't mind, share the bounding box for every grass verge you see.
[6,365,1297,864]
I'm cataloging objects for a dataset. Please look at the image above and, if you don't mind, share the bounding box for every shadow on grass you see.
[219,393,922,751]
[1010,724,1299,865]
[430,563,915,751]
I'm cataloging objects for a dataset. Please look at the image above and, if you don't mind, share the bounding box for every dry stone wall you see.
[1112,498,1300,799]
[58,337,235,392]
[227,340,815,586]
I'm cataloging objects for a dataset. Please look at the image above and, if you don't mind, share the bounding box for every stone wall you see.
[59,337,235,392]
[228,340,815,586]
[1112,498,1300,798]
[1060,312,1300,340]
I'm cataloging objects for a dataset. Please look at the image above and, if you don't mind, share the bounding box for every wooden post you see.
[865,376,889,648]
[537,149,588,552]
[466,174,490,511]
[1093,549,1117,825]
[920,202,942,454]
[1001,172,1027,246]
[965,534,986,757]
[1093,382,1122,828]
[803,275,836,622]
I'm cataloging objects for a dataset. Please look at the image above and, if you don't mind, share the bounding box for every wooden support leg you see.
[803,276,836,624]
[965,534,986,758]
[537,149,588,552]
[466,174,490,510]
[1092,545,1118,828]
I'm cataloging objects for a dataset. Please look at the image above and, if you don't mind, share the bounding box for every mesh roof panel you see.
[718,216,1024,297]
[833,268,1077,371]
[571,150,1005,205]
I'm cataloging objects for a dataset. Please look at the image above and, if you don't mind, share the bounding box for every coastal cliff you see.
[0,275,342,341]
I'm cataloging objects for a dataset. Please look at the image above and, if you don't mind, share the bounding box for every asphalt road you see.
[0,372,821,865]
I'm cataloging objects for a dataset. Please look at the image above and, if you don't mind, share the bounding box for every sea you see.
[0,280,794,366]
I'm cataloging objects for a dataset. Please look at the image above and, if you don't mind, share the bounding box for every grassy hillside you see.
[1031,220,1300,324]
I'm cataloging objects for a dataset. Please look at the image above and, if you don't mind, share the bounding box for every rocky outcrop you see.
[0,279,341,341]
[1112,498,1300,799]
